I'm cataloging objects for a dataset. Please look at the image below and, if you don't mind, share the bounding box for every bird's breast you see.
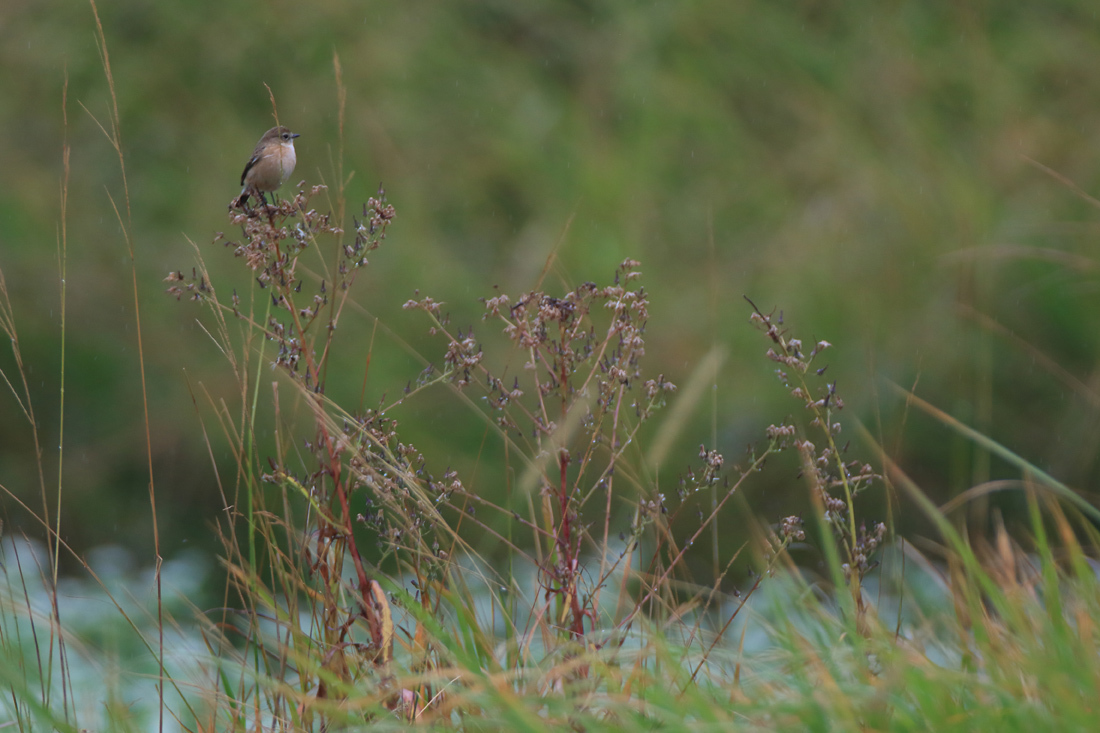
[278,143,297,184]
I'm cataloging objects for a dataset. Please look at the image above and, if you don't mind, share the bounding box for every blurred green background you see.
[3,1,1100,573]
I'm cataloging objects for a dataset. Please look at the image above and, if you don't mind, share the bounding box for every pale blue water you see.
[0,537,963,732]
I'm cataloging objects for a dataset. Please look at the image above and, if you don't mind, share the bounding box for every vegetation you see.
[4,1,1100,731]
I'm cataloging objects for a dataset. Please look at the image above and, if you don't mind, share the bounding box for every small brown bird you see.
[235,126,300,208]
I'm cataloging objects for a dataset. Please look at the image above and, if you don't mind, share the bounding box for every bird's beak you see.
[291,133,301,139]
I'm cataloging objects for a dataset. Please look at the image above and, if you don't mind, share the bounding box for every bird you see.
[235,126,300,209]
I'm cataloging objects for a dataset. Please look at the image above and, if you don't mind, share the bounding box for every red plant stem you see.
[320,416,384,651]
[266,223,383,652]
[288,287,383,653]
[555,449,585,639]
[552,347,586,640]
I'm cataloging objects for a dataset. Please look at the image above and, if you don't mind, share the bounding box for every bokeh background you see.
[3,1,1100,584]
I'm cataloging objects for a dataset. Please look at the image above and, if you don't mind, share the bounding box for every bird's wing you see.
[240,154,261,187]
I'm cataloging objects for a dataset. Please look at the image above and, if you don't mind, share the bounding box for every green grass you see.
[7,154,1100,728]
[4,2,1100,731]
